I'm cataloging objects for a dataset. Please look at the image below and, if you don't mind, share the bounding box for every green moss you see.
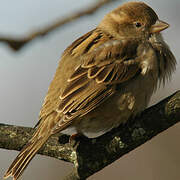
[131,128,146,141]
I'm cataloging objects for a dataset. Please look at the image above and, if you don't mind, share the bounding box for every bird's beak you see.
[150,20,169,33]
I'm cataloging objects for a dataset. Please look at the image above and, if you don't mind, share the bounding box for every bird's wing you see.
[51,38,140,133]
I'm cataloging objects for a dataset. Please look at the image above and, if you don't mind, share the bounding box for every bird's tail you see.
[3,116,53,180]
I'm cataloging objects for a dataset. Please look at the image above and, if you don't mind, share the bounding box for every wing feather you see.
[57,39,140,124]
[40,30,140,133]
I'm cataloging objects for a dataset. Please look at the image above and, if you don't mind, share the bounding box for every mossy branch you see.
[0,91,180,179]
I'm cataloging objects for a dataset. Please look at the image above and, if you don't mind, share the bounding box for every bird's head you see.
[99,2,169,39]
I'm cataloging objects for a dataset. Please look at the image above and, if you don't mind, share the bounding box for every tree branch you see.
[0,0,121,51]
[0,90,180,179]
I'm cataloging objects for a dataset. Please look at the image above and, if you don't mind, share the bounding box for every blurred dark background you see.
[0,0,180,179]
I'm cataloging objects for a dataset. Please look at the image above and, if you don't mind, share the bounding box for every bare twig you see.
[0,91,180,179]
[0,0,120,51]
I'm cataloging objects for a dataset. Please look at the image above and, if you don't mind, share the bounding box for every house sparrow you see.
[4,2,176,180]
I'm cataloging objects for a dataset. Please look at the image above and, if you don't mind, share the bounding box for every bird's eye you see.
[135,22,142,28]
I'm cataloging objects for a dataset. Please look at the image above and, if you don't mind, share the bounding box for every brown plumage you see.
[4,2,176,180]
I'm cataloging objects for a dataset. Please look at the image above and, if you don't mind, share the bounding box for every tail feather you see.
[4,132,50,180]
[4,112,66,180]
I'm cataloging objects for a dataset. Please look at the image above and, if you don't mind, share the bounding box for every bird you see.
[4,1,176,180]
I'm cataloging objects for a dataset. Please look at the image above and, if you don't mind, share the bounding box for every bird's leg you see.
[69,133,82,147]
[69,133,80,143]
[69,133,90,147]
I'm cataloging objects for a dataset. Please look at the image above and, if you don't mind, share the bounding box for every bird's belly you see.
[62,75,155,138]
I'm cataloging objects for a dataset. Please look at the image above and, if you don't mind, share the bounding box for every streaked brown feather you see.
[69,66,87,82]
[95,65,114,83]
[64,30,94,56]
[79,86,115,116]
[52,84,115,134]
[83,33,102,53]
[58,81,90,113]
[70,30,108,56]
[88,66,106,79]
[60,73,89,99]
[58,81,106,117]
[56,37,140,127]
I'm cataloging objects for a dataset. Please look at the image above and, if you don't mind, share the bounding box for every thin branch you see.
[0,0,120,51]
[0,91,180,180]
